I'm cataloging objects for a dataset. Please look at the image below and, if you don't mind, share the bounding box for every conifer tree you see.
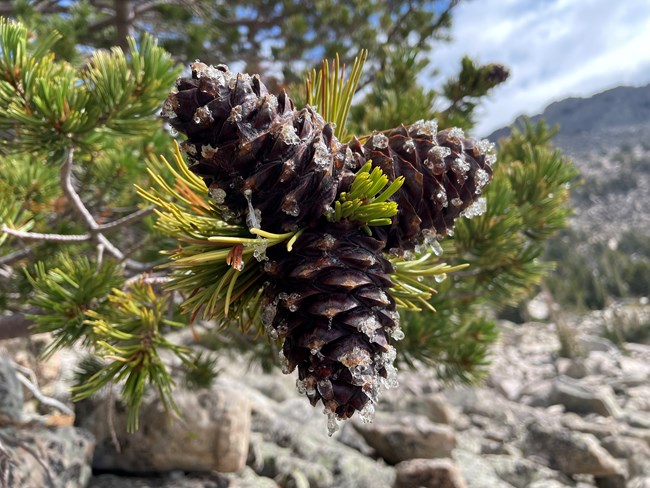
[0,15,576,432]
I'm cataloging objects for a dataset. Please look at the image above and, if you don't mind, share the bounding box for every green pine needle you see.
[306,50,367,141]
[137,142,301,326]
[328,161,404,227]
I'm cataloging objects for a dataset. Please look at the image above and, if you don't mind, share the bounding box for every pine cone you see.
[261,221,401,431]
[348,122,495,251]
[162,62,348,232]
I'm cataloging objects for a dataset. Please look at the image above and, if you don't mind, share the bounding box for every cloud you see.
[430,0,650,136]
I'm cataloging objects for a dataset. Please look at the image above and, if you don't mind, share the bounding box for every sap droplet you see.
[476,139,495,155]
[461,197,487,219]
[358,402,376,424]
[201,144,218,159]
[452,157,470,175]
[228,105,243,122]
[403,138,415,153]
[412,119,438,137]
[327,411,340,437]
[312,140,331,170]
[193,105,214,125]
[372,133,389,150]
[434,273,447,283]
[280,124,300,145]
[451,197,463,207]
[390,327,405,341]
[209,187,227,204]
[475,168,490,194]
[429,239,443,256]
[447,127,465,141]
[281,198,300,217]
[486,154,497,166]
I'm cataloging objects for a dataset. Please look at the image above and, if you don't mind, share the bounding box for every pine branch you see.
[0,226,91,243]
[96,206,154,231]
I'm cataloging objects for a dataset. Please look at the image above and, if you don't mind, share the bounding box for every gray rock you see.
[89,467,279,488]
[601,435,650,477]
[384,393,456,425]
[251,407,394,488]
[523,420,623,476]
[76,386,251,473]
[485,455,572,488]
[629,477,650,488]
[354,414,456,464]
[454,449,515,488]
[0,425,94,488]
[595,474,627,488]
[252,439,334,488]
[551,375,622,417]
[0,355,22,421]
[561,412,621,439]
[394,458,467,488]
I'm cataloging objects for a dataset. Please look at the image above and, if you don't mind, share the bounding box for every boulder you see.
[354,414,456,464]
[394,458,467,488]
[551,375,622,417]
[523,420,623,476]
[0,425,94,488]
[601,435,650,477]
[76,386,251,473]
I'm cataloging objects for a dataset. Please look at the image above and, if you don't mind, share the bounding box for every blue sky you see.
[431,0,650,136]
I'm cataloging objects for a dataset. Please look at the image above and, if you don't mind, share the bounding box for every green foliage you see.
[350,50,509,135]
[73,281,191,432]
[184,352,220,391]
[439,56,509,130]
[544,229,650,310]
[329,161,403,230]
[25,255,124,358]
[602,305,650,346]
[305,50,367,141]
[399,120,578,379]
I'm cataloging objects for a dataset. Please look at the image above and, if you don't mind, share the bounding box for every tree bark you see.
[114,0,132,51]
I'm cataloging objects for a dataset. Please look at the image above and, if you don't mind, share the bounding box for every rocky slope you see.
[2,303,650,487]
[488,84,650,239]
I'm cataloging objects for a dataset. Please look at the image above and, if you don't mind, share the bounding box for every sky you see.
[431,0,650,137]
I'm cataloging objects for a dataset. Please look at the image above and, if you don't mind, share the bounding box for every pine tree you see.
[0,16,577,433]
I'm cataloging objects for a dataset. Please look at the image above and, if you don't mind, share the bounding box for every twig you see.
[0,226,91,243]
[0,247,33,267]
[11,367,74,417]
[106,388,121,453]
[58,148,155,271]
[96,206,154,231]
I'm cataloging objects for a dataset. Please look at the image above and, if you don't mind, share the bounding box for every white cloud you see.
[429,0,650,136]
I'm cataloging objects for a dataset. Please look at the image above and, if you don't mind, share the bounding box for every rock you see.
[601,435,650,477]
[595,474,627,488]
[629,477,650,488]
[551,375,622,417]
[561,412,621,439]
[252,438,334,488]
[523,420,623,476]
[384,392,457,425]
[251,404,395,488]
[394,458,467,488]
[76,386,251,473]
[0,355,23,421]
[354,414,456,464]
[89,468,279,488]
[454,449,514,488]
[485,455,572,488]
[0,425,94,488]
